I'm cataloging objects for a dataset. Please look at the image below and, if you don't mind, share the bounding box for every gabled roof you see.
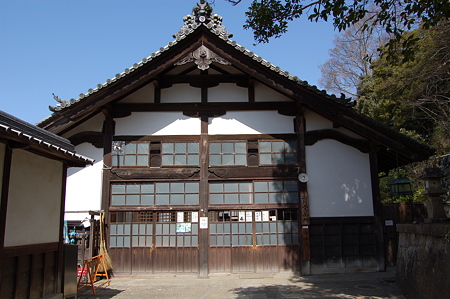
[37,2,434,173]
[0,110,93,167]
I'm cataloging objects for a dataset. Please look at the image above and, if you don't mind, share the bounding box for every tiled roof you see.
[46,2,354,114]
[0,110,94,165]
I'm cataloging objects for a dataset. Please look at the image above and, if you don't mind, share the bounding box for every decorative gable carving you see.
[173,1,233,41]
[174,45,231,71]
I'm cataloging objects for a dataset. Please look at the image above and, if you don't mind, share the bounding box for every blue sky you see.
[0,0,337,124]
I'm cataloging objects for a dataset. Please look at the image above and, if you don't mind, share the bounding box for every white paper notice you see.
[239,211,245,222]
[177,212,184,223]
[192,212,199,223]
[255,211,262,222]
[262,211,269,222]
[246,211,253,222]
[199,217,208,229]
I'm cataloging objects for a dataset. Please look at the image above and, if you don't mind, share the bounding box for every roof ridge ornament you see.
[173,1,233,41]
[175,45,231,70]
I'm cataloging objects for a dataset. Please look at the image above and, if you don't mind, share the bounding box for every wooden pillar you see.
[369,148,386,271]
[295,105,311,275]
[0,144,12,283]
[101,106,115,230]
[55,163,68,294]
[198,115,209,277]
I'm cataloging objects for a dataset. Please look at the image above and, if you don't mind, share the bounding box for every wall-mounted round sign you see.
[298,173,309,183]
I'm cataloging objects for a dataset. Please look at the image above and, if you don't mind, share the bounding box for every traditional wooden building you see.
[0,110,93,298]
[38,2,433,276]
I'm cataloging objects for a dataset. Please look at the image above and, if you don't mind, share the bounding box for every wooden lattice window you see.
[209,141,247,166]
[161,142,199,166]
[112,142,150,167]
[259,140,297,165]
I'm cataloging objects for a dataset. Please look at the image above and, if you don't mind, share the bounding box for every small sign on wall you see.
[385,220,394,226]
[192,212,198,223]
[199,217,208,229]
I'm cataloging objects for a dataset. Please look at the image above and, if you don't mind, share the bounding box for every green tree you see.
[357,21,450,154]
[227,0,450,62]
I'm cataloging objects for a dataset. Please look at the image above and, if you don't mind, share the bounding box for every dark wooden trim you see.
[2,242,59,258]
[68,131,104,148]
[110,167,201,180]
[159,74,249,88]
[0,143,12,281]
[295,107,311,275]
[310,216,375,224]
[108,166,298,181]
[112,102,296,116]
[199,115,209,277]
[305,129,371,153]
[248,79,255,102]
[56,163,68,294]
[208,166,298,179]
[111,134,297,142]
[370,150,386,271]
[102,108,115,221]
[153,81,161,103]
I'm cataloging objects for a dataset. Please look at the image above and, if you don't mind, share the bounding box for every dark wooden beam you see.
[305,129,371,153]
[68,131,103,148]
[158,74,249,89]
[112,102,296,117]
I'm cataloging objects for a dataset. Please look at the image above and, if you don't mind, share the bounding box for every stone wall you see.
[396,223,450,299]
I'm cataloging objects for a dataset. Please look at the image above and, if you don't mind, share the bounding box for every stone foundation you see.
[396,223,450,299]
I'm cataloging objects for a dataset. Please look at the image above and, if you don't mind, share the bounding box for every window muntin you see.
[253,181,299,204]
[109,211,198,248]
[111,183,154,206]
[110,212,153,248]
[259,140,297,165]
[155,182,199,205]
[210,141,247,166]
[111,182,199,206]
[209,180,298,205]
[209,209,299,247]
[162,142,199,166]
[155,211,198,248]
[209,182,253,205]
[112,142,150,167]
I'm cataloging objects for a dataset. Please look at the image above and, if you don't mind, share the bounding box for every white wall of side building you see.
[65,143,104,221]
[5,150,63,246]
[305,109,374,217]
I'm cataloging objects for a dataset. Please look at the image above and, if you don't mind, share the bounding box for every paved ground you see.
[77,269,407,299]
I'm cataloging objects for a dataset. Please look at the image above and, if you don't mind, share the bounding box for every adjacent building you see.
[38,2,433,276]
[0,110,93,298]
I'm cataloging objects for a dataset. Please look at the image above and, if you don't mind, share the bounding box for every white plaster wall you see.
[65,143,103,221]
[255,81,291,102]
[305,109,364,138]
[208,84,248,102]
[209,111,295,134]
[5,150,63,246]
[305,109,333,131]
[0,142,5,204]
[306,139,374,217]
[120,83,155,103]
[62,112,104,139]
[115,112,201,136]
[161,84,201,103]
